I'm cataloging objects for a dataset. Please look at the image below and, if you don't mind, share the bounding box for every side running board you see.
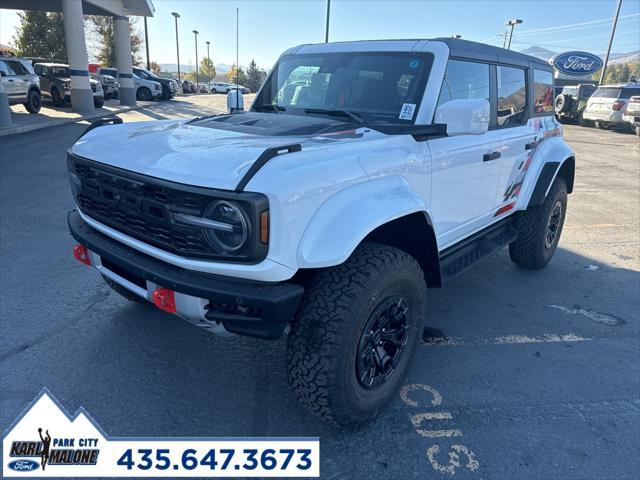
[439,217,518,284]
[235,144,301,192]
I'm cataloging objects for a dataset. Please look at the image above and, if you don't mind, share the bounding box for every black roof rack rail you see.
[235,143,302,192]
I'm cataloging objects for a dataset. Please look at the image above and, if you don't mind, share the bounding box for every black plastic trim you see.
[528,162,560,207]
[68,210,304,339]
[78,116,122,140]
[235,144,302,192]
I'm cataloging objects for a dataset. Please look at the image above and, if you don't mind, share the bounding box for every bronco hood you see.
[70,114,376,191]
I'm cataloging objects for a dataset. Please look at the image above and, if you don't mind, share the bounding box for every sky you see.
[0,0,639,68]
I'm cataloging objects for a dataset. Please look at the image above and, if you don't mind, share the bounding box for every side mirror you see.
[434,99,490,136]
[227,89,244,114]
[0,71,6,77]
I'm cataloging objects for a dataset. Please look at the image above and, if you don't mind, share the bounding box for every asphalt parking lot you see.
[1,96,638,479]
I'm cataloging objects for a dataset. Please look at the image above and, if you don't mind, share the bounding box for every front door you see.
[428,59,502,248]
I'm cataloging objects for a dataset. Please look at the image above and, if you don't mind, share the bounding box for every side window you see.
[533,69,554,114]
[497,66,527,127]
[0,60,17,76]
[436,59,490,108]
[0,61,10,76]
[7,60,27,75]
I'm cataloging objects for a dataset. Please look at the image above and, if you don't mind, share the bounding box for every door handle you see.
[7,79,14,82]
[483,151,501,162]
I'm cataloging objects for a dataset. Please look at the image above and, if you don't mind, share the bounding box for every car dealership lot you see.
[1,96,638,479]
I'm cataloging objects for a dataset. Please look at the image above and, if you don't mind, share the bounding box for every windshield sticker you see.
[399,103,416,120]
[409,59,419,69]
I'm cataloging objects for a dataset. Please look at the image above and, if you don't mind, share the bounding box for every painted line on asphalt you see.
[546,304,626,326]
[422,333,591,346]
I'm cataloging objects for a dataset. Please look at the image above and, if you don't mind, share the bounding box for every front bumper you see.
[68,210,304,339]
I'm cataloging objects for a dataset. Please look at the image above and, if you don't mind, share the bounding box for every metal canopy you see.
[0,0,154,17]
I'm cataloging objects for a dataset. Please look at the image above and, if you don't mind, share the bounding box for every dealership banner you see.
[3,389,319,477]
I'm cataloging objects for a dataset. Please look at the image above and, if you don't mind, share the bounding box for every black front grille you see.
[68,153,269,263]
[91,83,97,92]
[70,156,222,259]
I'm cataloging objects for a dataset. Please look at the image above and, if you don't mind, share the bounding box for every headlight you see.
[202,200,249,252]
[62,83,70,91]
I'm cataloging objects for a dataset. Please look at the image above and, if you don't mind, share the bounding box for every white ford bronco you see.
[67,38,574,427]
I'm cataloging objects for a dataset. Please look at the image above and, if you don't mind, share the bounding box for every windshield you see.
[134,68,154,80]
[253,52,433,124]
[101,68,117,77]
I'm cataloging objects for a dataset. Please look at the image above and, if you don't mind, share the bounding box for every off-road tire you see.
[136,87,152,101]
[24,89,41,113]
[51,87,64,107]
[509,178,567,269]
[287,243,427,427]
[594,121,606,130]
[102,276,146,303]
[94,100,104,108]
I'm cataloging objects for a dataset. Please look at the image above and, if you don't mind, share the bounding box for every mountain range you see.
[519,46,640,65]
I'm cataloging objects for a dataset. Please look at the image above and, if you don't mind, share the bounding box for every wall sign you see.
[551,51,603,76]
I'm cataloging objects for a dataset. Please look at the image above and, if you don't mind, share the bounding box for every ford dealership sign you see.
[551,51,603,76]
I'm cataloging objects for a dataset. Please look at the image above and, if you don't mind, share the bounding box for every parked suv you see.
[583,82,640,130]
[91,72,118,100]
[622,95,640,136]
[97,67,162,101]
[554,83,597,125]
[66,39,574,427]
[0,54,41,113]
[34,63,104,107]
[132,67,177,100]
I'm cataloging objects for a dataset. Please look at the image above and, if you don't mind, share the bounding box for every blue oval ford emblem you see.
[8,459,39,471]
[552,51,603,76]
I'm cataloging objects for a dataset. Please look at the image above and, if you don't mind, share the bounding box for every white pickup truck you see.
[67,38,575,427]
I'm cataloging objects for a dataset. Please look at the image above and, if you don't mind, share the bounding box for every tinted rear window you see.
[593,87,622,98]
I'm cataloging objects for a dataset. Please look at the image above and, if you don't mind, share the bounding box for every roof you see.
[598,82,640,88]
[0,0,154,17]
[285,37,552,70]
[34,62,68,67]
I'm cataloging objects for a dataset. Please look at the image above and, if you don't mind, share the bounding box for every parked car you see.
[583,82,640,130]
[0,53,41,113]
[209,81,231,93]
[34,63,103,107]
[67,38,573,427]
[97,67,162,101]
[90,72,118,101]
[209,81,249,94]
[132,67,178,100]
[182,79,194,93]
[554,83,597,125]
[622,95,640,136]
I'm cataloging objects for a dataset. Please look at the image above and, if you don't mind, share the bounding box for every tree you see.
[200,57,216,82]
[227,63,247,86]
[88,16,143,67]
[149,61,161,75]
[13,11,67,61]
[245,59,266,93]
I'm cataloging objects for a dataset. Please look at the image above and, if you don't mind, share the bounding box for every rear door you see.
[494,66,545,211]
[429,59,503,247]
[5,60,30,99]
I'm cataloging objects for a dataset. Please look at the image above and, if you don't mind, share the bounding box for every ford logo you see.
[551,51,603,76]
[8,459,39,471]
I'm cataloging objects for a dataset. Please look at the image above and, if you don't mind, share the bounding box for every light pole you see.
[193,30,199,92]
[143,16,150,70]
[325,0,331,43]
[600,0,623,85]
[206,40,211,84]
[171,12,181,87]
[505,19,523,50]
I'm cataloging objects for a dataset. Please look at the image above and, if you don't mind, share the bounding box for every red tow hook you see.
[153,288,177,314]
[73,245,91,266]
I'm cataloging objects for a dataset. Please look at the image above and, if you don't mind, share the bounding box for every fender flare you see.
[528,155,574,207]
[296,176,430,268]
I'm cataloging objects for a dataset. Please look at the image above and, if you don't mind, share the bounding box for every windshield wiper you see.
[303,108,364,124]
[252,104,286,113]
